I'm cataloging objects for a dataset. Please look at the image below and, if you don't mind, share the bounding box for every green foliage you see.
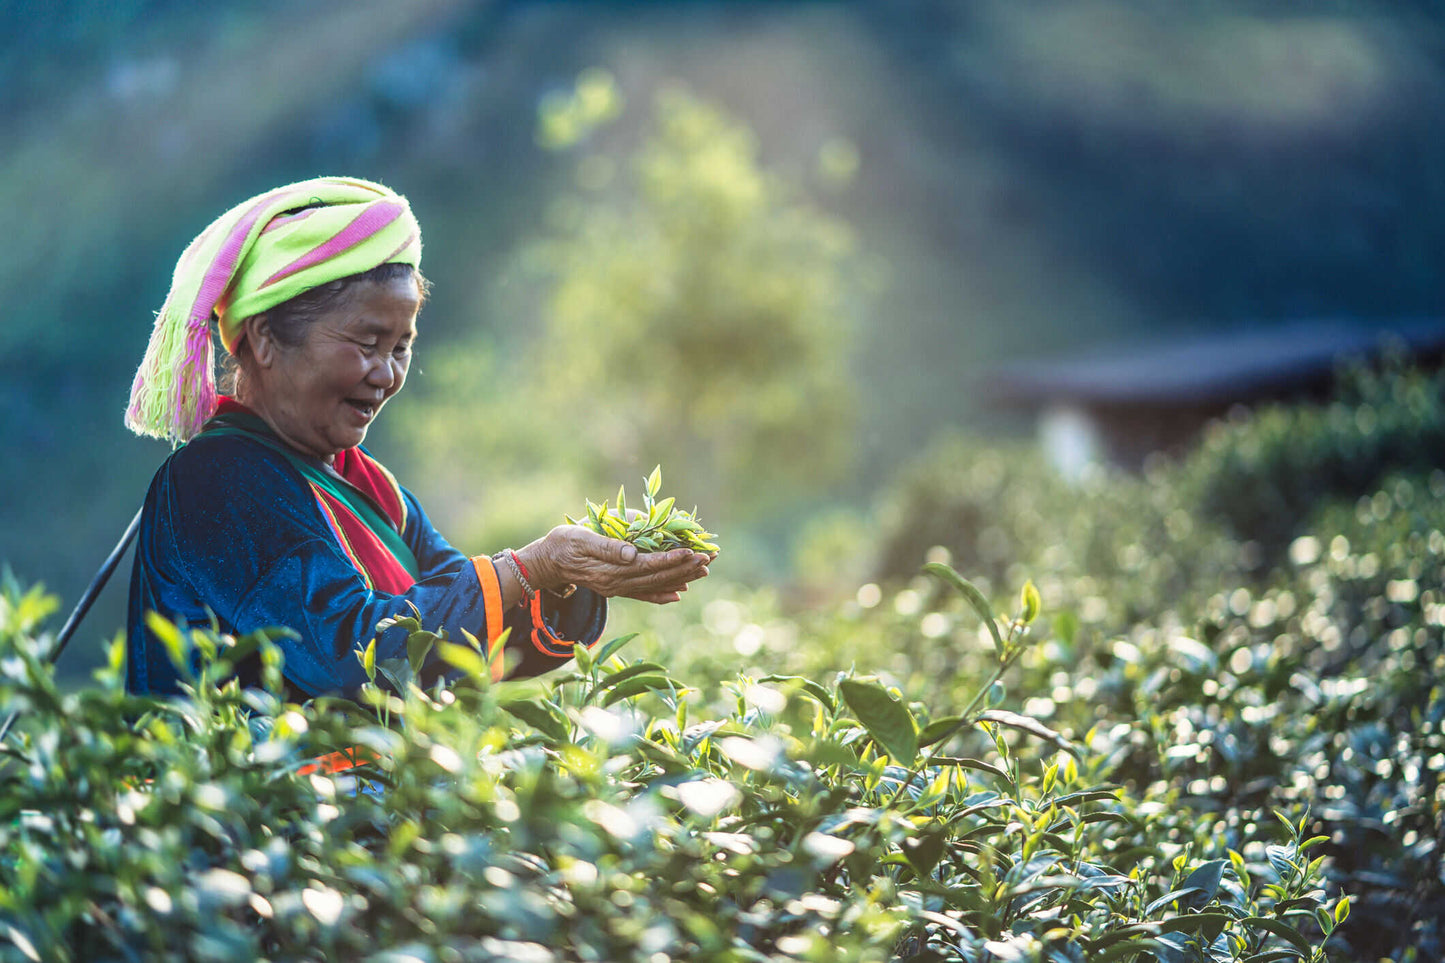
[567,465,720,554]
[802,363,1445,960]
[0,569,1343,962]
[401,78,859,528]
[1180,357,1445,562]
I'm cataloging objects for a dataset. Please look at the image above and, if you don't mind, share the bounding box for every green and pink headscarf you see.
[126,176,422,445]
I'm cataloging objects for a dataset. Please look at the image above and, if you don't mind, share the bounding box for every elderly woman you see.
[125,176,709,700]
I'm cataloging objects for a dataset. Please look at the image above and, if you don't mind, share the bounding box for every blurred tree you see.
[392,73,862,553]
[533,75,860,517]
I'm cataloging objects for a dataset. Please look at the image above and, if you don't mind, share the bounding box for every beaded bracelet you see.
[492,549,535,603]
[512,553,574,599]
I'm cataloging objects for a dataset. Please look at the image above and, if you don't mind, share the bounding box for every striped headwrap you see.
[126,176,422,445]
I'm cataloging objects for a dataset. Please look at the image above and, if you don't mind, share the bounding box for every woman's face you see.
[244,274,421,461]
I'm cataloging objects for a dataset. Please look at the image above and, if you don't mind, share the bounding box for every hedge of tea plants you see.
[728,361,1444,961]
[0,563,1344,962]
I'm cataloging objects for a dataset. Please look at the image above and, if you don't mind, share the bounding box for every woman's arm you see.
[137,437,572,698]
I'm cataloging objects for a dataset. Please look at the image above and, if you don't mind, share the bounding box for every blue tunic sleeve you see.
[126,433,606,699]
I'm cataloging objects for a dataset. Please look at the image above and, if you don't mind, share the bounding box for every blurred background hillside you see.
[4,0,1444,681]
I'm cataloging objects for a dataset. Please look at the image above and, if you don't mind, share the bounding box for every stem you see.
[885,621,1027,811]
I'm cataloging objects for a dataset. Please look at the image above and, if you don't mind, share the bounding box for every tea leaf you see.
[903,828,948,878]
[839,678,918,763]
[923,563,1004,656]
[1238,917,1312,956]
[1021,580,1041,623]
[601,674,686,706]
[1180,859,1227,910]
[977,709,1077,754]
[918,715,964,749]
[436,642,487,680]
[593,661,670,695]
[759,674,835,712]
[502,700,571,743]
[593,633,639,664]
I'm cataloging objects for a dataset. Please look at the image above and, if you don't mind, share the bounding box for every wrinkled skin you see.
[519,527,710,605]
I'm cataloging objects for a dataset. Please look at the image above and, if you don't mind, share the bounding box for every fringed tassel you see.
[124,298,217,446]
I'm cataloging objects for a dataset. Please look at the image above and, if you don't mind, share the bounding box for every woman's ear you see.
[240,314,276,368]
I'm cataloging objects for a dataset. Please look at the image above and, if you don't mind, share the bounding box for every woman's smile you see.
[240,273,421,461]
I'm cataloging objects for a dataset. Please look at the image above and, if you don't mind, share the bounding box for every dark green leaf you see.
[406,630,440,675]
[1265,844,1298,881]
[1181,859,1227,910]
[502,700,570,743]
[1239,917,1312,956]
[1052,788,1123,807]
[376,658,411,694]
[839,678,918,763]
[1080,811,1133,826]
[1147,887,1206,916]
[1093,940,1159,963]
[934,756,1009,780]
[593,662,670,694]
[903,828,948,878]
[977,709,1077,754]
[918,716,964,749]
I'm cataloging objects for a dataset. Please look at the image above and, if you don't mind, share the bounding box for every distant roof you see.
[982,318,1445,408]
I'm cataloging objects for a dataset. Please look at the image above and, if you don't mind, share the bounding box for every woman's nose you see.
[366,357,399,389]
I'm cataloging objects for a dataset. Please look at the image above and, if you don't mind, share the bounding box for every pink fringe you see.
[180,313,218,439]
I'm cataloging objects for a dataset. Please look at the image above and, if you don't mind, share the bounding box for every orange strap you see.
[528,592,577,658]
[471,556,507,681]
[297,745,376,776]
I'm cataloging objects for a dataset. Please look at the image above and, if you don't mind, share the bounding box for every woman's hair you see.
[261,261,430,348]
[222,262,429,389]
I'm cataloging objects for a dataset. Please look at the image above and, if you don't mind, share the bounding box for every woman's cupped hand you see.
[518,524,711,604]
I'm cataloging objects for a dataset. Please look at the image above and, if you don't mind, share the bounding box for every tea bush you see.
[828,364,1445,960]
[0,568,1343,962]
[1180,358,1445,563]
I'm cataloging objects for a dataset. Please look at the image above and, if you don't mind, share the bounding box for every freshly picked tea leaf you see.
[568,465,719,554]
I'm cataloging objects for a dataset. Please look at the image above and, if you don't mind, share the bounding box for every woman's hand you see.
[517,524,711,604]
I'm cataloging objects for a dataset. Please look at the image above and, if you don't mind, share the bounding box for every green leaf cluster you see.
[566,465,720,554]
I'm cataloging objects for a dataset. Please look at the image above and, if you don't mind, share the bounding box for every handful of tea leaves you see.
[567,465,719,554]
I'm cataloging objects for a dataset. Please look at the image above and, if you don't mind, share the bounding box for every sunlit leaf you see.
[839,678,918,763]
[977,709,1077,755]
[593,633,639,665]
[600,674,687,707]
[1021,580,1041,624]
[759,674,834,712]
[922,563,1004,656]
